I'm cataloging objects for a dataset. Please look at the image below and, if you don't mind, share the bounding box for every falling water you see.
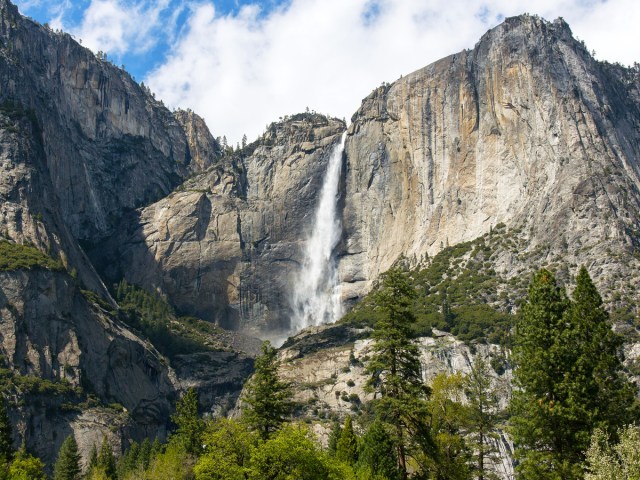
[291,132,346,333]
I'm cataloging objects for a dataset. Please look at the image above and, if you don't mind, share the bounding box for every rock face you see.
[278,325,515,479]
[101,114,346,338]
[0,0,253,466]
[339,15,640,304]
[0,0,197,242]
[0,268,175,465]
[174,109,222,173]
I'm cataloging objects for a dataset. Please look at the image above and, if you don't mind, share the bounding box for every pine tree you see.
[53,435,81,480]
[87,443,98,472]
[562,267,637,451]
[464,356,501,480]
[365,267,429,479]
[242,341,293,440]
[335,415,358,465]
[171,388,205,455]
[357,418,400,480]
[0,400,12,464]
[138,438,151,470]
[327,421,342,456]
[97,437,116,480]
[510,267,637,479]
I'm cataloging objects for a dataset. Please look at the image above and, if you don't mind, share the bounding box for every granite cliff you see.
[106,15,640,337]
[0,0,639,468]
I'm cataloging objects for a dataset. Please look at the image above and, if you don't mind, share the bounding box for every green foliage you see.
[365,267,430,477]
[585,425,640,480]
[171,389,205,455]
[420,373,471,480]
[357,418,400,480]
[336,415,358,465]
[97,437,117,480]
[115,280,214,358]
[242,341,293,440]
[7,445,45,480]
[327,421,341,456]
[53,435,81,480]
[0,401,12,464]
[142,442,195,480]
[510,268,637,479]
[464,356,501,480]
[0,241,63,272]
[194,418,258,480]
[340,237,514,345]
[247,424,340,480]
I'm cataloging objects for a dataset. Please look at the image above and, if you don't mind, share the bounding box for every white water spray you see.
[291,132,346,333]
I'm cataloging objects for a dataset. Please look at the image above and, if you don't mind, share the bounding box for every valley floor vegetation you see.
[0,266,638,479]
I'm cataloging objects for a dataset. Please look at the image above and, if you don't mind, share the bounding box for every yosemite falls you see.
[291,132,347,333]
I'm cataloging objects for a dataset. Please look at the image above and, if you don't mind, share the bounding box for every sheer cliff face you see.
[102,115,346,337]
[339,15,640,302]
[0,0,196,242]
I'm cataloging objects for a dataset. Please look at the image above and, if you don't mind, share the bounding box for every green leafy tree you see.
[53,435,81,480]
[247,424,340,480]
[422,372,471,480]
[143,442,194,480]
[336,415,358,465]
[510,268,636,479]
[194,418,258,480]
[242,341,293,440]
[365,267,429,478]
[171,388,205,455]
[585,425,640,480]
[357,418,400,480]
[7,443,45,480]
[464,356,501,480]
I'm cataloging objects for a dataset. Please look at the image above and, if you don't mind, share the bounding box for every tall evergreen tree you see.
[564,266,637,438]
[53,435,81,480]
[327,421,342,456]
[510,267,636,479]
[242,341,293,440]
[365,267,429,479]
[0,400,13,464]
[97,437,117,480]
[335,415,358,465]
[357,418,400,480]
[171,388,205,455]
[464,356,501,480]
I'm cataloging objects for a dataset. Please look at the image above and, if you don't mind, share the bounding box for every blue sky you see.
[12,0,640,143]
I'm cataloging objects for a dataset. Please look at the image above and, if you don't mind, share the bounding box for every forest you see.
[0,266,638,480]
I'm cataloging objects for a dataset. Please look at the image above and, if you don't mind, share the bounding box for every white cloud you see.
[144,0,640,144]
[50,0,181,57]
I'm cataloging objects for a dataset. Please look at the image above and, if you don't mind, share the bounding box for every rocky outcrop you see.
[339,15,640,305]
[0,268,175,465]
[278,324,515,479]
[174,109,222,174]
[0,0,198,242]
[100,114,346,338]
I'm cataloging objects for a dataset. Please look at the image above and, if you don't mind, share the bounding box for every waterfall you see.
[291,132,346,334]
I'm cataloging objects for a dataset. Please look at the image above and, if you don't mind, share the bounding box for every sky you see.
[12,0,640,143]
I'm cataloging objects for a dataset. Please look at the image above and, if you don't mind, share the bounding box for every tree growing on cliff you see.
[242,341,293,440]
[365,267,429,478]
